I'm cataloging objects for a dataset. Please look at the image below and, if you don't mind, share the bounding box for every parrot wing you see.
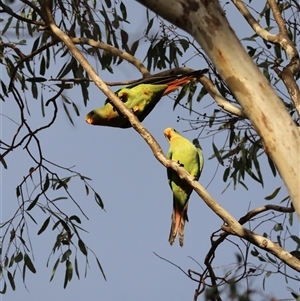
[192,138,204,179]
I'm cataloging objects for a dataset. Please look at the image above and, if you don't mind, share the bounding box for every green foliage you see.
[1,166,105,291]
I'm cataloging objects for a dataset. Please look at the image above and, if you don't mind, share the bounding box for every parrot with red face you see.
[85,70,207,128]
[164,127,204,247]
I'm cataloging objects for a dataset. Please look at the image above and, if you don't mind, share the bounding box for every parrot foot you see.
[177,160,184,167]
[132,106,139,113]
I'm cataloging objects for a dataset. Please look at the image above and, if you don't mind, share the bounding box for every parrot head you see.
[85,89,132,127]
[164,127,178,142]
[85,102,120,126]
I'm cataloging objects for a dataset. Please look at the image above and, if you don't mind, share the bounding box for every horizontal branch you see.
[71,37,150,77]
[138,66,246,118]
[222,224,300,271]
[198,76,246,118]
[239,204,294,224]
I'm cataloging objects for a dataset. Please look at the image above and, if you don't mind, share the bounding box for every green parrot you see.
[164,127,204,247]
[85,70,207,128]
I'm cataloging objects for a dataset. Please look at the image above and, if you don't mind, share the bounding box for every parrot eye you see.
[118,92,128,103]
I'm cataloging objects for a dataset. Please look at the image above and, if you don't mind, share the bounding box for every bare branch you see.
[71,37,150,77]
[154,66,246,118]
[198,76,246,118]
[222,222,300,271]
[231,0,278,42]
[268,0,289,37]
[232,0,300,117]
[232,0,298,61]
[267,0,300,116]
[239,204,294,224]
[153,252,191,278]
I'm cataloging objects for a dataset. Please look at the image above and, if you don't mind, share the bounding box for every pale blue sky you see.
[1,1,299,300]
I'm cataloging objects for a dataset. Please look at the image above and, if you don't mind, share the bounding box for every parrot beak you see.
[85,109,106,125]
[164,128,172,140]
[85,113,94,124]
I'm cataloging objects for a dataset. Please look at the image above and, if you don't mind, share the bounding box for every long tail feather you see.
[126,69,208,91]
[169,201,189,247]
[168,210,177,246]
[179,205,188,247]
[163,70,206,95]
[178,219,185,247]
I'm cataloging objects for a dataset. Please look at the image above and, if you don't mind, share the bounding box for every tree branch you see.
[238,204,294,224]
[71,37,150,77]
[154,66,246,118]
[5,40,57,90]
[222,223,299,271]
[231,0,278,42]
[232,0,300,117]
[267,0,300,117]
[136,0,300,219]
[198,75,246,118]
[0,0,45,26]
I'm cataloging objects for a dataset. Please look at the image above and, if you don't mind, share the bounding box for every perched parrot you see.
[164,127,204,247]
[85,69,207,128]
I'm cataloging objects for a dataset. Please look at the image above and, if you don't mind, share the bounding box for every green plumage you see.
[164,128,204,246]
[86,84,168,128]
[85,70,207,128]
